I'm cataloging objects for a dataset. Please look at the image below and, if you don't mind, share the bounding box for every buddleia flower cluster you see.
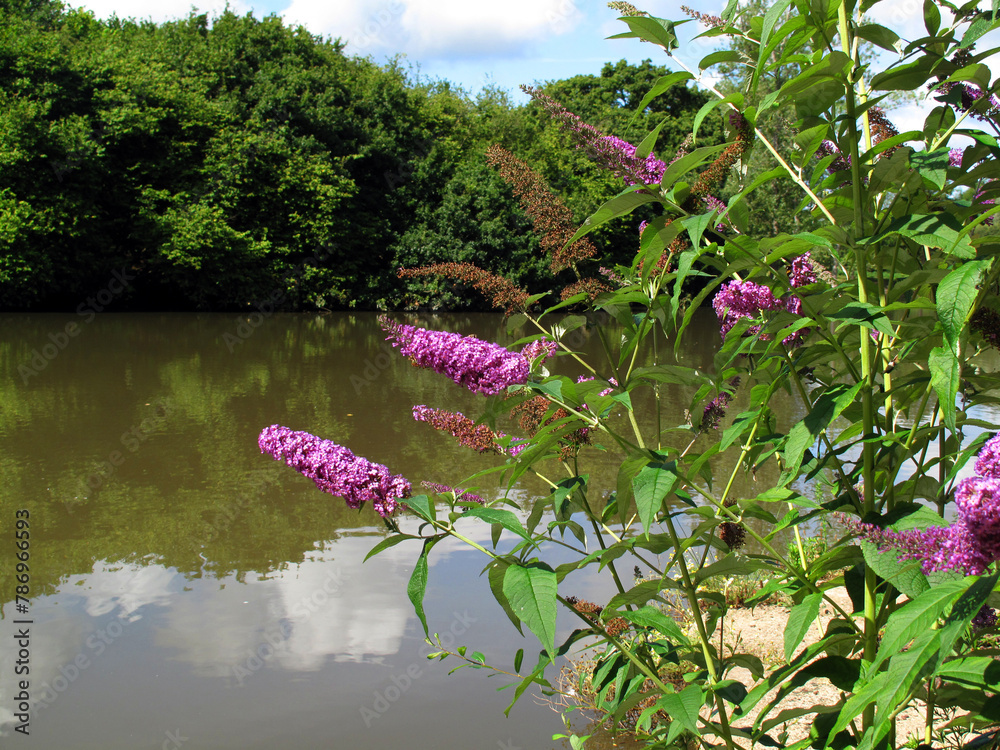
[380,316,530,395]
[398,263,529,316]
[849,434,1000,577]
[258,425,411,518]
[712,254,815,346]
[412,405,522,456]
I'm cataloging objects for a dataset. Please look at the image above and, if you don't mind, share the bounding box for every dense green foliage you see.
[0,1,720,311]
[307,3,1000,750]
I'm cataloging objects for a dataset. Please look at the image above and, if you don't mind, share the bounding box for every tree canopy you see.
[0,2,722,311]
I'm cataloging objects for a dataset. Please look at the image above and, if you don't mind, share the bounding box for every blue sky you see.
[74,0,710,99]
[72,0,994,135]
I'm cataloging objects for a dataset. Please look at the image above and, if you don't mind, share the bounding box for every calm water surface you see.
[0,310,823,749]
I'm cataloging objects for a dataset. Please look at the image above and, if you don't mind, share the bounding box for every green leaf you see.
[635,118,669,160]
[658,144,728,187]
[929,346,960,431]
[655,684,705,744]
[364,533,418,562]
[463,506,531,541]
[408,540,433,636]
[760,0,792,48]
[936,657,1000,688]
[937,259,991,353]
[923,0,941,35]
[784,592,822,662]
[865,576,997,748]
[826,301,894,336]
[698,49,745,70]
[488,560,524,634]
[875,213,975,258]
[859,541,930,600]
[856,23,900,51]
[606,579,671,611]
[617,604,690,643]
[632,458,679,535]
[778,51,850,117]
[404,494,435,522]
[960,15,1000,47]
[782,383,864,480]
[693,95,742,140]
[870,57,935,91]
[565,189,660,247]
[610,15,688,52]
[910,147,951,190]
[681,211,717,250]
[633,71,696,116]
[503,563,558,659]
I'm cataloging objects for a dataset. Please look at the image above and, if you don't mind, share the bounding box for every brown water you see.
[0,309,801,749]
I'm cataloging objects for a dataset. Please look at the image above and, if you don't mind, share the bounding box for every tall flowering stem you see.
[485,145,596,273]
[412,405,513,455]
[399,263,529,316]
[520,86,667,186]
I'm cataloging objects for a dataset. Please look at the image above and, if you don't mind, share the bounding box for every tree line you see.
[0,0,725,311]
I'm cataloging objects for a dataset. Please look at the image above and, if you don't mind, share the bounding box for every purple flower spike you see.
[955,476,1000,563]
[712,280,783,337]
[975,434,1000,478]
[380,317,530,395]
[259,425,410,517]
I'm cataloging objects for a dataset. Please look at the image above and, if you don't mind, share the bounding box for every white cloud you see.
[282,0,583,58]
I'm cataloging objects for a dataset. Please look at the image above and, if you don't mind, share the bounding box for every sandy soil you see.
[560,587,980,749]
[717,587,941,748]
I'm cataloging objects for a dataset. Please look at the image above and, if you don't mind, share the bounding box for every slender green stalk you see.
[661,509,737,750]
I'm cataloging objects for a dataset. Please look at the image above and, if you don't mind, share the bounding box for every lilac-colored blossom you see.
[713,279,809,346]
[817,140,851,173]
[702,377,740,431]
[975,434,1000,478]
[935,82,1000,123]
[703,195,729,231]
[521,86,666,186]
[789,253,817,288]
[973,189,996,226]
[258,425,410,517]
[521,338,557,365]
[949,148,965,168]
[381,317,529,395]
[846,440,1000,578]
[955,476,1000,563]
[599,135,668,185]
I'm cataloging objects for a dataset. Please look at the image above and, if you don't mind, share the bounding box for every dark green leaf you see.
[784,592,822,662]
[632,459,679,535]
[364,533,418,562]
[463,506,531,541]
[503,563,558,658]
[937,259,991,353]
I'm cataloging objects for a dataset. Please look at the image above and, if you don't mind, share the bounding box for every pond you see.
[0,309,820,749]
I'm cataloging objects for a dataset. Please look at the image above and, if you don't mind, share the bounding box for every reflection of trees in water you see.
[0,311,816,595]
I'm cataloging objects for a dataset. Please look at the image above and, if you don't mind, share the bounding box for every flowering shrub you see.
[261,3,1000,748]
